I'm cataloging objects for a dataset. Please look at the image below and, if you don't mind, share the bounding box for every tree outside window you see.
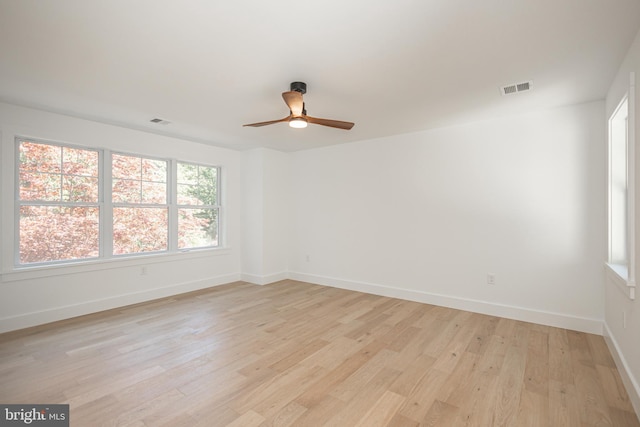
[112,153,168,255]
[177,162,219,249]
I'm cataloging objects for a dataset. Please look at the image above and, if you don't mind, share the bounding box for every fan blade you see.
[282,91,304,116]
[243,116,291,127]
[306,115,354,130]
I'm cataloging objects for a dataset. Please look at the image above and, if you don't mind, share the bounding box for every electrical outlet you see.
[141,266,148,276]
[305,255,311,262]
[487,274,496,285]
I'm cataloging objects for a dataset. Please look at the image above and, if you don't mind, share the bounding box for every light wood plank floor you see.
[0,280,638,426]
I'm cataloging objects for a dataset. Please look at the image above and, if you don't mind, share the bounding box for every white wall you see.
[241,149,265,281]
[0,99,609,337]
[604,28,640,416]
[241,148,290,284]
[0,102,243,332]
[262,149,290,279]
[289,101,606,334]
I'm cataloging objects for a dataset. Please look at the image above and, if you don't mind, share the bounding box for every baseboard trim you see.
[241,271,289,285]
[603,322,640,418]
[289,272,603,335]
[0,270,604,336]
[0,273,241,334]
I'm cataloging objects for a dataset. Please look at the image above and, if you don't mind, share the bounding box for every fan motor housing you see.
[290,81,307,94]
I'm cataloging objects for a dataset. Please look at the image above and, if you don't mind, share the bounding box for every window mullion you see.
[103,149,113,258]
[169,159,178,251]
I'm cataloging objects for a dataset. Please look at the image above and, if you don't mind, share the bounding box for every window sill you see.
[1,247,232,283]
[605,262,636,300]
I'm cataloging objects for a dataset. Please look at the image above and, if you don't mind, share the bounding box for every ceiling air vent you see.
[500,80,533,96]
[150,118,171,125]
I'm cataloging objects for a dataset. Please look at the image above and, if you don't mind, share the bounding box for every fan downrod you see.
[290,81,307,94]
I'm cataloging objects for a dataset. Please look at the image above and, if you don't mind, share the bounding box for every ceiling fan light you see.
[289,117,308,128]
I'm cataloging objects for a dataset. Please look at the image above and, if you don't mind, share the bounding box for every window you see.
[177,162,220,249]
[15,138,221,266]
[608,97,629,267]
[112,153,168,255]
[607,77,636,302]
[17,140,100,264]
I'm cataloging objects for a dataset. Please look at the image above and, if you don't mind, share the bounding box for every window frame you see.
[606,71,637,301]
[608,96,629,267]
[13,138,223,269]
[110,151,170,257]
[15,138,103,266]
[175,161,221,250]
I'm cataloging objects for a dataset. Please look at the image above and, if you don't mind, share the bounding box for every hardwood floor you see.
[0,280,638,426]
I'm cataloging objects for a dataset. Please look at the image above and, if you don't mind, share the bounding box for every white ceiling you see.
[1,0,639,152]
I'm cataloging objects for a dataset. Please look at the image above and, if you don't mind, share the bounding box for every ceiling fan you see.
[243,82,354,130]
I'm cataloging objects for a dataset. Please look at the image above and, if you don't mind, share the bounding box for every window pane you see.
[141,182,166,204]
[19,142,99,203]
[178,208,218,249]
[19,171,61,201]
[177,163,197,185]
[19,205,99,264]
[20,141,61,173]
[142,158,166,182]
[112,154,141,180]
[199,166,218,206]
[113,207,168,254]
[63,175,99,202]
[112,154,167,205]
[177,183,198,205]
[112,178,141,203]
[62,147,98,177]
[176,163,218,206]
[609,99,629,265]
